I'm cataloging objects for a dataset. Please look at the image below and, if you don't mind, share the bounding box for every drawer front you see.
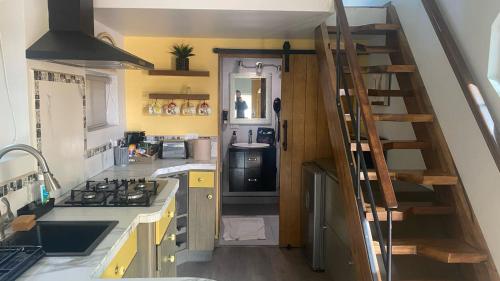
[101,229,138,278]
[245,151,262,168]
[229,168,245,192]
[157,220,177,277]
[244,168,262,191]
[189,171,215,188]
[155,199,176,245]
[229,151,245,168]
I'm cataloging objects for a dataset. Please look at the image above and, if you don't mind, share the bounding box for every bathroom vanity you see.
[228,145,277,195]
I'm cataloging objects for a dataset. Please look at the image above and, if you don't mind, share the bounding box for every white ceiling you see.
[94,0,333,12]
[94,8,332,38]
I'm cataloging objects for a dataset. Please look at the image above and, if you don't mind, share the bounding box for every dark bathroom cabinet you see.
[229,146,277,193]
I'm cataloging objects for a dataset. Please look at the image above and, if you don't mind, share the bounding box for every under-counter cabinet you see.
[188,171,216,253]
[104,199,176,279]
[101,229,138,278]
[228,146,276,194]
[157,219,177,277]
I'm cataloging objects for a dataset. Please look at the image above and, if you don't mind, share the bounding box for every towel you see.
[222,216,266,241]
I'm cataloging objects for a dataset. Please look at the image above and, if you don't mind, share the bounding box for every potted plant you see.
[170,43,195,71]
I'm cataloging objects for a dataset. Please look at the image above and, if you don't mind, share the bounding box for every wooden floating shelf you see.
[149,93,210,100]
[148,69,210,77]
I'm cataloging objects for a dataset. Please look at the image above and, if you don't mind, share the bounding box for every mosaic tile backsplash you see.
[86,143,113,158]
[0,173,38,198]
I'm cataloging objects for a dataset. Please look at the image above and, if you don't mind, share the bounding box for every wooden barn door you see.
[279,54,332,247]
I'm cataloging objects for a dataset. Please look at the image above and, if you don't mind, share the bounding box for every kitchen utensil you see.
[114,146,129,167]
[146,103,154,115]
[197,101,211,116]
[181,100,196,115]
[153,100,162,115]
[164,100,179,115]
[12,215,36,232]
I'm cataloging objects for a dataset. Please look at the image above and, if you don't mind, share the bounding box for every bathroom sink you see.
[3,221,118,256]
[232,143,270,148]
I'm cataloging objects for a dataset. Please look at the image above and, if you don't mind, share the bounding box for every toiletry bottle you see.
[40,184,49,206]
[230,131,237,145]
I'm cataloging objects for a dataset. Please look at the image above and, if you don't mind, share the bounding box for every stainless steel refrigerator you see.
[302,162,326,271]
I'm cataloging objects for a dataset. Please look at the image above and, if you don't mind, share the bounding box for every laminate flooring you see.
[177,247,332,281]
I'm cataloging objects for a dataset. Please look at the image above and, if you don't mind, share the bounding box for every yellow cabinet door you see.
[189,171,214,188]
[101,229,138,278]
[155,199,176,245]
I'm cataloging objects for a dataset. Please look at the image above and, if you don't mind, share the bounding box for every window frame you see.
[85,73,112,132]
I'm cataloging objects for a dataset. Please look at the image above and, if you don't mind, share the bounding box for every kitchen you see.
[0,0,333,280]
[3,0,498,281]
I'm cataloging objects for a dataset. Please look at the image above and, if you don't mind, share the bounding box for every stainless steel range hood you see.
[26,0,154,70]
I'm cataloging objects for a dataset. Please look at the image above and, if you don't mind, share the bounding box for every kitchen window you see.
[489,12,500,96]
[85,73,117,131]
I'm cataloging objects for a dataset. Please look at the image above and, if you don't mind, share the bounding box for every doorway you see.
[218,56,282,246]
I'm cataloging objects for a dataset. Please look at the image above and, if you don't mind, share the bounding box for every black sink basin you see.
[3,221,118,256]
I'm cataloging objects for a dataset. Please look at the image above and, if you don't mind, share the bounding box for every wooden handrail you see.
[422,0,500,171]
[315,23,375,281]
[334,0,398,209]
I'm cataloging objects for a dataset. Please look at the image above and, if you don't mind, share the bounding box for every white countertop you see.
[17,159,217,281]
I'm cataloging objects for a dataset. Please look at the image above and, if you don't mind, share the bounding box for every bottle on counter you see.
[230,131,237,145]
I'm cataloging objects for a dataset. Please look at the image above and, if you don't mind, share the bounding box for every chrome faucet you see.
[0,144,62,192]
[248,130,253,144]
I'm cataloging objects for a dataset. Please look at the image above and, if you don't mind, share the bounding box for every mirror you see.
[229,73,272,125]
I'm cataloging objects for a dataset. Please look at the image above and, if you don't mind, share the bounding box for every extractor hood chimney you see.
[26,0,154,70]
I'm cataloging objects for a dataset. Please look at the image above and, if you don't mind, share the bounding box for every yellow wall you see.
[124,37,314,136]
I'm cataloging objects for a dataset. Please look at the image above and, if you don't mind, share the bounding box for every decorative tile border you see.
[33,70,87,154]
[86,143,113,159]
[0,173,39,197]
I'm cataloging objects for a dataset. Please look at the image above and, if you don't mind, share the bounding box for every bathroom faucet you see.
[248,130,253,144]
[0,144,62,192]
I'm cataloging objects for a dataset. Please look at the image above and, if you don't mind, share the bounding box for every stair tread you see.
[345,113,434,122]
[368,89,413,97]
[361,170,458,185]
[340,89,413,97]
[333,44,399,55]
[350,140,431,151]
[344,65,417,74]
[373,239,487,264]
[328,23,401,34]
[366,204,454,222]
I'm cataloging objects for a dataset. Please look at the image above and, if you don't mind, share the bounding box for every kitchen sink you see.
[2,221,118,256]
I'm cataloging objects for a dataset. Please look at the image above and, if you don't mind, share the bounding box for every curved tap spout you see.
[0,144,62,191]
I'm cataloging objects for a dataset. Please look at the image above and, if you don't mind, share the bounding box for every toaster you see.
[160,141,188,159]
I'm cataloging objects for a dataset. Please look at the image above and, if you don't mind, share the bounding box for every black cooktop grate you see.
[0,246,45,281]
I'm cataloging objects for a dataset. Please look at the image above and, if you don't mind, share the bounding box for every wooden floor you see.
[178,247,332,281]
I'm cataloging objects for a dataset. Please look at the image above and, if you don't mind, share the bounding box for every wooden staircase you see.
[315,2,499,281]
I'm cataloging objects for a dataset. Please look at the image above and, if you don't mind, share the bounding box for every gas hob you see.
[56,178,162,207]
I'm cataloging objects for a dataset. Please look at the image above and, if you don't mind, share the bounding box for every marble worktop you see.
[17,158,217,281]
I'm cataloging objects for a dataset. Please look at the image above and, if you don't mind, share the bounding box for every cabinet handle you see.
[114,265,125,276]
[167,211,175,218]
[247,157,258,161]
[197,177,204,183]
[247,178,258,182]
[207,194,213,200]
[167,234,176,241]
[165,255,175,263]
